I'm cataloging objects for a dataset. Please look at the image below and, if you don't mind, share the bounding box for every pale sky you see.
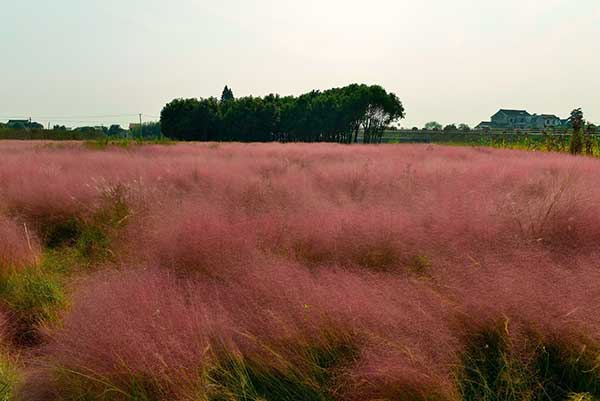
[1,0,599,129]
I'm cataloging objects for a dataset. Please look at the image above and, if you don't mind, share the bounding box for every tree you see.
[221,96,275,142]
[458,123,471,131]
[130,122,161,138]
[221,86,234,103]
[568,108,584,155]
[161,98,219,141]
[443,124,457,132]
[424,121,442,131]
[108,124,125,136]
[568,108,584,132]
[584,123,595,155]
[360,86,405,143]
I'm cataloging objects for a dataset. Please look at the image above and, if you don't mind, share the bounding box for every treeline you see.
[0,122,162,139]
[0,127,106,141]
[160,84,405,143]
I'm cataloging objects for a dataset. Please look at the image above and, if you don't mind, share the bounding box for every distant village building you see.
[6,119,30,128]
[475,109,568,130]
[490,109,531,129]
[531,114,562,129]
[5,119,44,129]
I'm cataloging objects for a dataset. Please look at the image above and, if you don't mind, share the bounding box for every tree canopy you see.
[569,108,584,132]
[220,86,234,103]
[160,84,404,143]
[424,121,442,131]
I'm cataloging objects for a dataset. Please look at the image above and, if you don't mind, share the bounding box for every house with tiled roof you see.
[491,109,531,129]
[531,114,562,129]
[475,109,568,130]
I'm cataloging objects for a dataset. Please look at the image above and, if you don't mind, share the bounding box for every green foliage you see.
[41,217,83,249]
[207,343,355,401]
[161,97,221,141]
[567,393,598,401]
[0,127,105,141]
[569,109,586,155]
[536,343,600,399]
[108,124,127,137]
[85,137,174,149]
[569,109,584,132]
[37,341,355,401]
[0,352,20,401]
[459,328,600,401]
[379,128,600,157]
[0,266,65,343]
[43,369,161,401]
[0,185,129,348]
[129,122,162,139]
[221,86,235,103]
[160,84,404,143]
[459,329,534,401]
[38,185,129,266]
[425,121,443,131]
[570,129,584,155]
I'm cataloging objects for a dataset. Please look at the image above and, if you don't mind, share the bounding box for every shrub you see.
[0,267,65,345]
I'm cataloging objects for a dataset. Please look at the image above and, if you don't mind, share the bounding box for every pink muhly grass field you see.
[1,141,600,400]
[0,216,40,272]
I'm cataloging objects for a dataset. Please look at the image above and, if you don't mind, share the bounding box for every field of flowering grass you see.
[1,140,600,401]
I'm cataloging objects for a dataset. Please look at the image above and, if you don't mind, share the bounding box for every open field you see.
[1,141,600,400]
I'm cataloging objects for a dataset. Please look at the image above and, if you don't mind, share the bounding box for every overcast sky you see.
[1,0,599,129]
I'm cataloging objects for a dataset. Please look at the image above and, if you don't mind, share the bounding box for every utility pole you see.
[139,113,143,139]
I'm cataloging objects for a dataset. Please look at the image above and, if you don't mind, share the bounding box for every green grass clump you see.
[0,186,130,346]
[459,328,600,401]
[207,342,356,401]
[41,370,161,401]
[84,137,174,150]
[567,393,598,401]
[0,352,20,401]
[39,186,129,268]
[536,343,600,399]
[0,266,65,345]
[459,329,534,401]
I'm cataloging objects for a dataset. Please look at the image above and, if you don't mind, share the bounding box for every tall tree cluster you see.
[160,84,404,143]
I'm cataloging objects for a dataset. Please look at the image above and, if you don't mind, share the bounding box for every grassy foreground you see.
[1,141,600,401]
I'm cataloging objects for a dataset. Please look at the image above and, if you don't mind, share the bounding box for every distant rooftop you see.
[497,109,531,116]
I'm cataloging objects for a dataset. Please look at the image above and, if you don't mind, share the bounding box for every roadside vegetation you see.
[386,110,599,157]
[1,142,600,400]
